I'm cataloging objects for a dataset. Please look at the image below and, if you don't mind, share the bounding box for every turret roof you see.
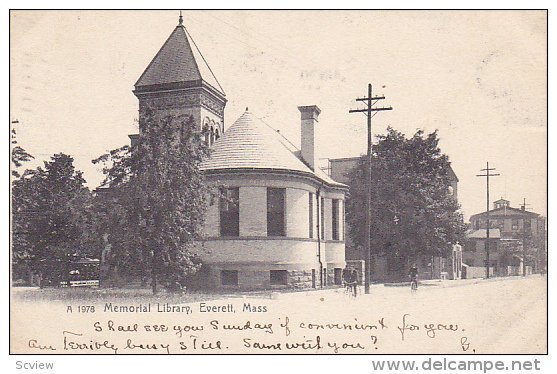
[135,22,225,96]
[200,111,346,189]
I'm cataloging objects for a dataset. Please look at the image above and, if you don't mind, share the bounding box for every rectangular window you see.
[267,188,285,236]
[332,199,340,240]
[270,270,288,285]
[320,197,325,240]
[512,219,519,231]
[221,270,238,286]
[524,219,531,232]
[341,200,345,241]
[220,188,239,237]
[309,193,314,238]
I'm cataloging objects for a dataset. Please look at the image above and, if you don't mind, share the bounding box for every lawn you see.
[10,286,267,304]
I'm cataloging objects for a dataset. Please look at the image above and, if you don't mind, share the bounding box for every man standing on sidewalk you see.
[350,266,359,296]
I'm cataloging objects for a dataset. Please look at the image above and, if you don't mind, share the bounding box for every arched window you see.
[210,126,215,146]
[202,117,211,146]
[203,125,210,145]
[215,128,220,141]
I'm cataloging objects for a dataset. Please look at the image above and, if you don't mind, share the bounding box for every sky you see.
[10,10,547,220]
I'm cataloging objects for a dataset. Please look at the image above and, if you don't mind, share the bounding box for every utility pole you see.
[520,198,531,277]
[349,83,392,294]
[476,162,500,279]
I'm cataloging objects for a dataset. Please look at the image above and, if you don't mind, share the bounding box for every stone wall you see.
[197,265,316,290]
[136,87,225,135]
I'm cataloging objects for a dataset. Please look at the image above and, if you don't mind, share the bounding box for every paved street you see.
[270,275,547,354]
[11,275,546,354]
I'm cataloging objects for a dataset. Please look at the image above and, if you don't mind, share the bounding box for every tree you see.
[346,127,466,279]
[93,109,211,293]
[11,128,34,178]
[11,153,97,283]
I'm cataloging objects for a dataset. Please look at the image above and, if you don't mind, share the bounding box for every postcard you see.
[10,9,547,356]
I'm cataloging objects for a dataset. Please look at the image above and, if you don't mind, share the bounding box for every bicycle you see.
[344,281,358,298]
[410,277,418,293]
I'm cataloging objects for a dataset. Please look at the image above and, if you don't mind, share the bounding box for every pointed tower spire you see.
[134,18,227,137]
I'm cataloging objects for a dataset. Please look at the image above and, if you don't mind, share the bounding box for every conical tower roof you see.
[135,19,225,96]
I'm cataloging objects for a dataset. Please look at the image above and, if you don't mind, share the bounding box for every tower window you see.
[210,127,215,146]
[203,124,210,145]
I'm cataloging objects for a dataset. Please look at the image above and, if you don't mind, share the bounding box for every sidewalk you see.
[383,274,544,288]
[263,274,546,301]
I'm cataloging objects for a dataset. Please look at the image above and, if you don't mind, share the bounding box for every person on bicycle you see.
[342,265,355,296]
[408,263,419,290]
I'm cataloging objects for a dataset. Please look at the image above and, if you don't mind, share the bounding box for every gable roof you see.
[200,111,346,188]
[135,24,225,96]
[470,206,541,219]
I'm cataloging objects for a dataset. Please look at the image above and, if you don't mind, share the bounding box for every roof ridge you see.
[257,116,300,152]
[200,111,346,188]
[470,206,540,217]
[183,26,225,94]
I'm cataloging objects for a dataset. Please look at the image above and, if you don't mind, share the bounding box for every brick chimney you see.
[298,105,321,170]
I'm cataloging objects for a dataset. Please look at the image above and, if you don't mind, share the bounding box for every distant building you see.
[329,156,462,282]
[120,17,348,290]
[465,198,546,276]
[469,199,545,241]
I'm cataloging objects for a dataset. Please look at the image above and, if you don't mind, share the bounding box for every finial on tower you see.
[178,10,183,26]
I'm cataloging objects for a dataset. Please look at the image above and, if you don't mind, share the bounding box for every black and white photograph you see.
[9,8,548,361]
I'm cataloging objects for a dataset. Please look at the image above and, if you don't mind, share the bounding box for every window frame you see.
[332,199,340,240]
[219,187,240,237]
[320,197,325,240]
[267,187,286,237]
[270,270,288,286]
[308,192,314,239]
[512,219,519,231]
[221,270,239,286]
